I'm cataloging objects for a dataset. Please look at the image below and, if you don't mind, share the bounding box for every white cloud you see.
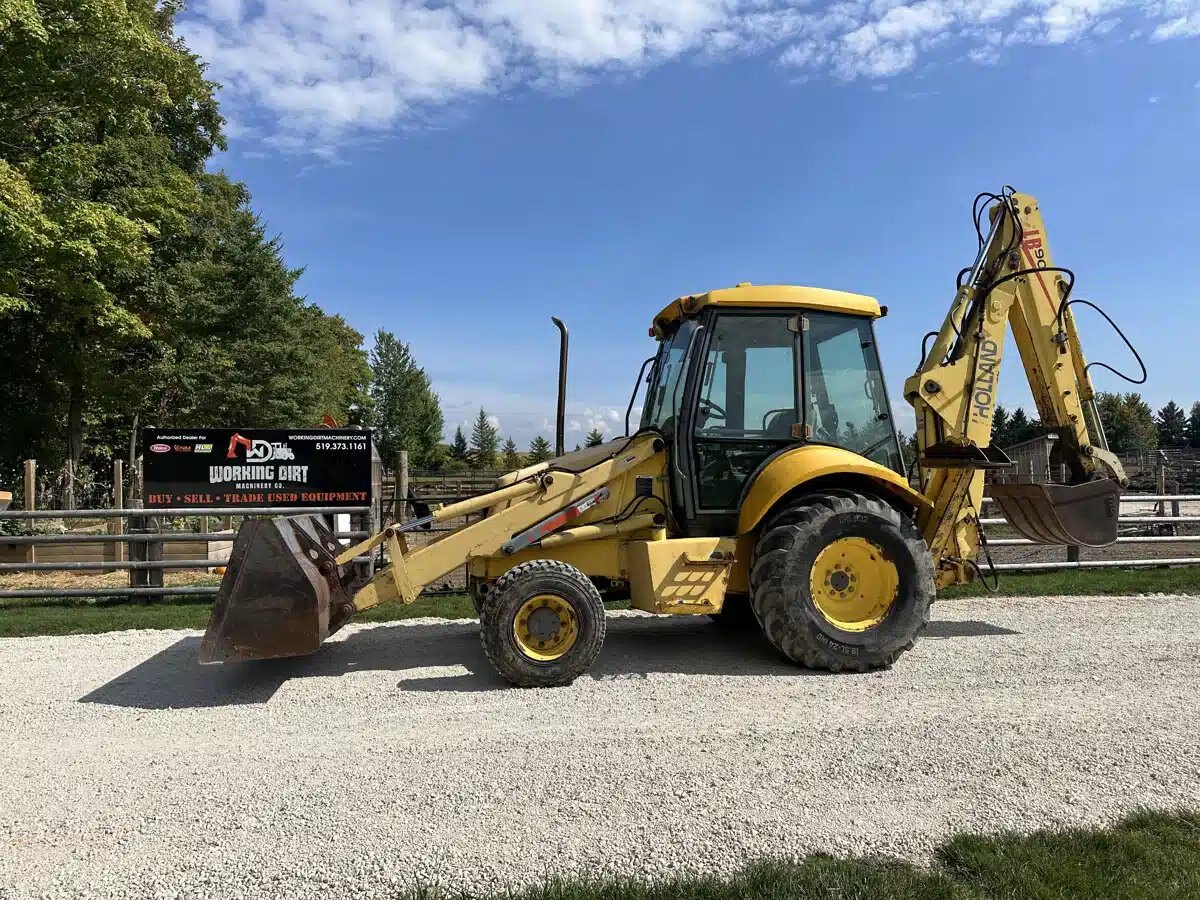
[1149,94,1160,101]
[1152,13,1200,37]
[179,0,1200,154]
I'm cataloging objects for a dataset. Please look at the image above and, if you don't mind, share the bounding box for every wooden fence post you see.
[398,451,410,523]
[23,460,36,564]
[1156,462,1173,535]
[112,459,125,563]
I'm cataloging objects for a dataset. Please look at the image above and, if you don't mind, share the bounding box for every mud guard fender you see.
[736,445,930,535]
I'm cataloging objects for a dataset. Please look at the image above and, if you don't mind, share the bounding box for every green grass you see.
[1,566,1195,640]
[939,809,1200,900]
[939,565,1200,598]
[409,811,1199,900]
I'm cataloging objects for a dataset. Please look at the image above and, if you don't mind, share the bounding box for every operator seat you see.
[765,410,798,439]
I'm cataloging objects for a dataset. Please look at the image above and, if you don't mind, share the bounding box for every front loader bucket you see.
[199,515,354,664]
[989,479,1120,547]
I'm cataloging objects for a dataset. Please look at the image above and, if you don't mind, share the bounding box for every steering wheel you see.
[697,398,727,423]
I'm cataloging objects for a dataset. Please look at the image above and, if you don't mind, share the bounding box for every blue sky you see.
[181,0,1199,446]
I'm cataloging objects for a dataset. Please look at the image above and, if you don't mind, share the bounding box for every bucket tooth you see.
[989,479,1120,547]
[199,515,353,664]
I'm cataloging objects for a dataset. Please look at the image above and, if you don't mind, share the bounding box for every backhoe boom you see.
[904,190,1125,586]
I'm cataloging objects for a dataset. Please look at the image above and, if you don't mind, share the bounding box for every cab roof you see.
[651,282,881,337]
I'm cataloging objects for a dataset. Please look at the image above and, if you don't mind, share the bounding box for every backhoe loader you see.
[200,188,1130,686]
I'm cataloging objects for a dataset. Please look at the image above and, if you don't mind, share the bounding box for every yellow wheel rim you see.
[809,537,899,633]
[513,594,579,661]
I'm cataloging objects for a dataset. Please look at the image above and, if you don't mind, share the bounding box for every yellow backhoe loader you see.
[200,188,1134,686]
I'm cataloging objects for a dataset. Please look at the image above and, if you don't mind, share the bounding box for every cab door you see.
[677,310,803,535]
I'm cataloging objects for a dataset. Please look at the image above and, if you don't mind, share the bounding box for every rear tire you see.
[479,560,606,687]
[750,492,934,672]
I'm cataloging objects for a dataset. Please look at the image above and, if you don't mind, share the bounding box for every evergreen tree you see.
[991,405,1012,447]
[449,426,469,462]
[585,428,605,447]
[1156,401,1187,448]
[470,408,499,468]
[1097,392,1157,453]
[527,435,553,463]
[369,330,444,468]
[1006,407,1038,444]
[1188,402,1200,449]
[501,437,521,470]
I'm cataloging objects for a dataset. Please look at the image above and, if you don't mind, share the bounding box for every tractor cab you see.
[642,283,902,535]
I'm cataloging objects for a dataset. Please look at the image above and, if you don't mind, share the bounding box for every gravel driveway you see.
[2,595,1198,899]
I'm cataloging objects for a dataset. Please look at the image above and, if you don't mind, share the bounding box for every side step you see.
[988,479,1120,547]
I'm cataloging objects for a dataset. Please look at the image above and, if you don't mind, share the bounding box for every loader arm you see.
[903,190,1127,587]
[341,433,664,612]
[198,434,668,663]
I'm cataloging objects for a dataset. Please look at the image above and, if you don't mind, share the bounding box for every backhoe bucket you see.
[199,515,353,664]
[988,479,1120,547]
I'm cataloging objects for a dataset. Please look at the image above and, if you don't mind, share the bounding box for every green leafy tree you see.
[501,437,521,470]
[1097,392,1157,453]
[1188,402,1200,449]
[127,174,370,432]
[369,330,444,468]
[303,310,372,427]
[585,428,605,447]
[0,2,373,493]
[469,408,498,468]
[0,0,223,486]
[527,435,553,463]
[449,426,469,463]
[1156,401,1187,448]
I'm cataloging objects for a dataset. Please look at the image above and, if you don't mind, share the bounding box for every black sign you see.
[142,428,372,509]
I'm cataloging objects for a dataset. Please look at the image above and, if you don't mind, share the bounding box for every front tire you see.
[750,492,934,672]
[479,560,606,687]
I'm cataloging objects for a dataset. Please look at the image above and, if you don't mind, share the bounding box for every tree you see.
[1188,402,1200,449]
[991,405,1012,448]
[127,174,371,434]
[369,330,444,468]
[470,408,498,468]
[0,3,373,496]
[1156,401,1188,448]
[585,428,605,447]
[501,437,521,470]
[449,426,469,463]
[1005,407,1039,445]
[0,0,223,490]
[1097,392,1157,453]
[527,435,553,463]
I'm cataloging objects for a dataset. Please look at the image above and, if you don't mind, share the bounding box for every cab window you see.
[692,313,799,510]
[803,313,900,472]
